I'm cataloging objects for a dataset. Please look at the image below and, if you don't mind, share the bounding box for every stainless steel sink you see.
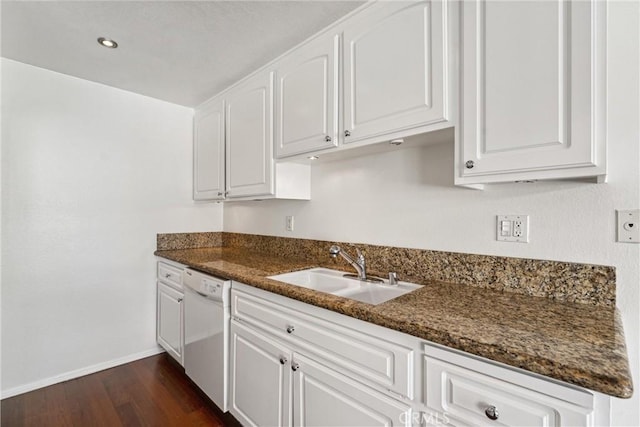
[268,268,421,305]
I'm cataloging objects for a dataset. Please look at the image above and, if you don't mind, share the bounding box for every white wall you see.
[224,2,640,425]
[0,59,223,396]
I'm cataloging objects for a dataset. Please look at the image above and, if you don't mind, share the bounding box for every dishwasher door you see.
[184,285,229,412]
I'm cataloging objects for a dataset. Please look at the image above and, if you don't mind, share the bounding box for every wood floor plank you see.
[1,393,25,427]
[1,353,231,427]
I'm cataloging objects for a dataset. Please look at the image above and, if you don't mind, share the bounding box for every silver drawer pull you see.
[291,362,299,372]
[286,326,295,334]
[165,273,171,278]
[177,298,183,303]
[485,406,499,420]
[279,357,287,365]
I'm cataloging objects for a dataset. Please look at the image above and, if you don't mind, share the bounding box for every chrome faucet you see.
[329,245,367,280]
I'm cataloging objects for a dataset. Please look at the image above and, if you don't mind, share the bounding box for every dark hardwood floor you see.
[1,353,240,427]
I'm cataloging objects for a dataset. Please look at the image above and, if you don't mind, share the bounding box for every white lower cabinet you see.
[228,282,609,427]
[230,283,413,427]
[230,320,291,427]
[422,345,608,427]
[157,282,184,364]
[156,260,186,365]
[293,353,412,427]
[229,319,412,427]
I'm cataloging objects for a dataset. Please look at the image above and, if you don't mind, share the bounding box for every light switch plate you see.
[617,209,639,243]
[285,215,294,232]
[497,215,529,243]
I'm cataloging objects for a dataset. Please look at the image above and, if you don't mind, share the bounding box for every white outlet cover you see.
[497,215,529,243]
[285,215,294,232]
[617,209,639,243]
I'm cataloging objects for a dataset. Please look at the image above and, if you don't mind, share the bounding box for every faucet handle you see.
[388,272,399,286]
[355,248,364,260]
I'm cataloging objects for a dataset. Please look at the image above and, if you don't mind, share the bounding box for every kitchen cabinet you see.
[342,0,454,146]
[193,97,225,201]
[228,281,610,427]
[455,0,607,186]
[292,353,412,427]
[226,70,274,198]
[230,283,413,426]
[231,283,414,398]
[229,320,291,427]
[193,70,311,201]
[156,260,185,365]
[422,344,609,427]
[274,32,339,158]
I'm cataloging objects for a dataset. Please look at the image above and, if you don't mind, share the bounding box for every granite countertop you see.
[155,246,633,399]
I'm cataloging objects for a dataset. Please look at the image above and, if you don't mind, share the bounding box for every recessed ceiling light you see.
[307,156,320,160]
[97,37,118,48]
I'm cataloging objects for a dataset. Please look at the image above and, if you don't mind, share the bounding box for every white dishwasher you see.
[183,268,231,412]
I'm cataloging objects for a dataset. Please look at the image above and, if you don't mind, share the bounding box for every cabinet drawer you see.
[232,288,413,398]
[157,262,183,289]
[424,355,593,426]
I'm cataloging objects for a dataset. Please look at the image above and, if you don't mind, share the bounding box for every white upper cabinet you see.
[274,33,339,158]
[193,98,225,201]
[342,1,452,145]
[226,71,274,198]
[456,0,606,185]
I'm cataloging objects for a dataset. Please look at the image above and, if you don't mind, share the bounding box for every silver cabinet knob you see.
[177,298,183,303]
[165,273,171,278]
[286,326,295,334]
[465,160,475,169]
[325,135,332,142]
[344,130,351,137]
[279,357,287,365]
[484,406,499,420]
[291,362,299,372]
[217,192,223,196]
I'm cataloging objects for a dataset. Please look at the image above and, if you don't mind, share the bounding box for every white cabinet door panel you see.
[231,287,414,398]
[275,33,339,158]
[293,353,412,427]
[458,0,606,182]
[230,320,291,427]
[157,282,183,365]
[226,71,274,198]
[193,99,225,200]
[343,1,449,143]
[424,349,595,427]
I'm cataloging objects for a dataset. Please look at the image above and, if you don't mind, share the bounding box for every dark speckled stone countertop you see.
[154,246,633,399]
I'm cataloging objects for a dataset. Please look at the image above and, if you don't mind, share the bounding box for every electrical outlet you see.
[617,209,639,243]
[285,215,294,232]
[497,215,529,243]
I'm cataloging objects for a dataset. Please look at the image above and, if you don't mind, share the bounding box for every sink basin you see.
[267,268,421,305]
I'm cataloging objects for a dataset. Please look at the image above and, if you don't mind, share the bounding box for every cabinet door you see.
[157,282,184,365]
[424,355,593,426]
[457,0,606,184]
[226,71,274,198]
[293,353,412,427]
[343,1,450,144]
[230,320,292,427]
[275,33,339,158]
[193,98,225,200]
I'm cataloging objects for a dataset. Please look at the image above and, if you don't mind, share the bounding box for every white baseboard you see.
[1,346,166,399]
